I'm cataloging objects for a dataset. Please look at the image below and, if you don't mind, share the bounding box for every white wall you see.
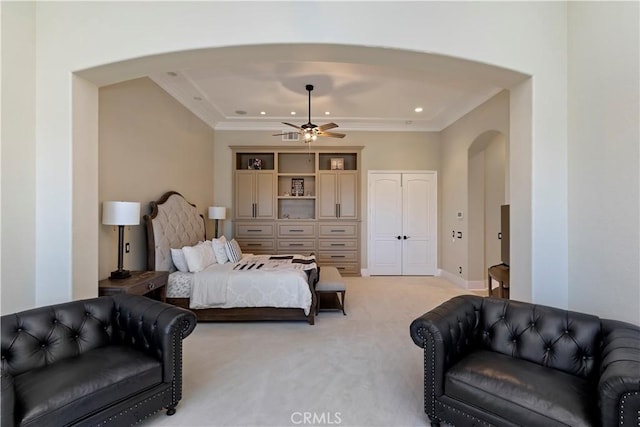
[99,78,215,279]
[6,2,637,322]
[1,2,37,313]
[567,2,640,324]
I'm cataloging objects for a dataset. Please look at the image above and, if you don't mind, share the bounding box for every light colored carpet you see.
[142,276,473,427]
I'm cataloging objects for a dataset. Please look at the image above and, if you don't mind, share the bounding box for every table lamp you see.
[103,201,140,279]
[208,206,226,238]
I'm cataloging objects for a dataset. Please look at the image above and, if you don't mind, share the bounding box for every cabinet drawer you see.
[235,223,274,237]
[318,240,357,250]
[100,271,168,298]
[236,239,275,253]
[318,223,357,238]
[278,239,316,250]
[318,251,358,263]
[277,223,316,237]
[130,274,166,295]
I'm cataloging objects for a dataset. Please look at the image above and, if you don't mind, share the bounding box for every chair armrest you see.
[598,319,640,426]
[410,295,483,398]
[111,294,197,384]
[1,368,14,427]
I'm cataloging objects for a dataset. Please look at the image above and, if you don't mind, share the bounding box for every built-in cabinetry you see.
[232,146,362,275]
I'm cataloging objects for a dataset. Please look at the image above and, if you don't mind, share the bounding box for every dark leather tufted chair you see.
[410,295,640,427]
[1,294,196,427]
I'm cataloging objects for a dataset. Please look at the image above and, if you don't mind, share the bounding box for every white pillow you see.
[225,238,243,263]
[211,235,229,264]
[170,248,189,272]
[182,241,217,272]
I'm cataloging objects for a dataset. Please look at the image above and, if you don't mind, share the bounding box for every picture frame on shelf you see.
[291,178,304,196]
[330,158,344,170]
[248,158,262,170]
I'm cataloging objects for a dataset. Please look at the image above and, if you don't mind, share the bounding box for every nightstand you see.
[99,270,168,302]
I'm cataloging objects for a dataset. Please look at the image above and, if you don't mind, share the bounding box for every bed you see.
[143,191,317,324]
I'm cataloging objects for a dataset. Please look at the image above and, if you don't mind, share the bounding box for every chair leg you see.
[166,406,176,416]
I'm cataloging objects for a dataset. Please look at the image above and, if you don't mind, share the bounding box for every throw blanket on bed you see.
[189,255,315,314]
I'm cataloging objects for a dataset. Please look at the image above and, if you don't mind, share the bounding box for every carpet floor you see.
[142,275,473,427]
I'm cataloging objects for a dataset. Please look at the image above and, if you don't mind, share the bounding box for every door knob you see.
[403,235,408,239]
[397,236,402,240]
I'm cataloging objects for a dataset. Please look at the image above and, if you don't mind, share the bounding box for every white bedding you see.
[168,255,315,315]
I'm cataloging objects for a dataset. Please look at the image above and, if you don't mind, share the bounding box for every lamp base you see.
[110,269,131,280]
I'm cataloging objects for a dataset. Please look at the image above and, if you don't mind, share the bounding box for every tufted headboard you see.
[144,191,206,271]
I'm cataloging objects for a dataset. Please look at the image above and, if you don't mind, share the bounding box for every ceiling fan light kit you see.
[272,84,346,142]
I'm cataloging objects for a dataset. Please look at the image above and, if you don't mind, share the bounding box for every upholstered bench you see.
[316,266,346,315]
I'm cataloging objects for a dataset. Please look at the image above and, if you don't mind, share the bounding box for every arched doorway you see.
[71,43,529,300]
[467,131,507,290]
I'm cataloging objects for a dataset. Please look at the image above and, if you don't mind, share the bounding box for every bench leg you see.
[315,292,321,315]
[340,291,346,315]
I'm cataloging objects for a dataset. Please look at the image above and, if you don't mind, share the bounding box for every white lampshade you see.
[208,206,226,220]
[102,201,140,225]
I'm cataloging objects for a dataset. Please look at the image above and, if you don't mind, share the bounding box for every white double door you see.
[368,172,437,275]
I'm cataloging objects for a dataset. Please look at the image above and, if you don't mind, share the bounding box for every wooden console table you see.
[488,264,510,299]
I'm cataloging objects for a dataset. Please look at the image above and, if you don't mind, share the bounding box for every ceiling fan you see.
[273,84,346,142]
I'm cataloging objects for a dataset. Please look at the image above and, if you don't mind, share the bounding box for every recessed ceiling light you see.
[291,111,296,115]
[235,110,247,115]
[325,111,330,115]
[260,111,266,115]
[193,96,202,101]
[414,107,423,113]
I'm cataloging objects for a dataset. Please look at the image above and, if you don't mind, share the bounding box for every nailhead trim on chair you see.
[99,389,170,426]
[619,391,640,426]
[417,327,438,423]
[435,401,492,426]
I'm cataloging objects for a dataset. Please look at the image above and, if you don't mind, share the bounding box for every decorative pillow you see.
[170,248,189,272]
[225,238,243,263]
[182,241,217,273]
[211,235,229,264]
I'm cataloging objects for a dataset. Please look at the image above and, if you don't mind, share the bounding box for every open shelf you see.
[318,153,357,171]
[235,152,275,170]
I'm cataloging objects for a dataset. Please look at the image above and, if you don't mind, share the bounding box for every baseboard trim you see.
[437,270,487,290]
[438,269,467,289]
[360,269,370,277]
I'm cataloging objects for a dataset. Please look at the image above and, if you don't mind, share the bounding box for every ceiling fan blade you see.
[282,122,303,130]
[317,122,338,131]
[319,131,346,139]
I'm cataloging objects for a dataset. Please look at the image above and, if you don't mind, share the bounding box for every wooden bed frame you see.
[144,191,317,324]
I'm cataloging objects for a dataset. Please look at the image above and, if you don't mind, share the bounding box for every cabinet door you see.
[318,171,358,219]
[255,171,275,219]
[337,171,358,219]
[318,172,338,219]
[235,171,256,219]
[235,171,275,219]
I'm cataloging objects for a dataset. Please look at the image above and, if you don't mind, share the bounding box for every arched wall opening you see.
[68,43,532,304]
[467,131,507,290]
